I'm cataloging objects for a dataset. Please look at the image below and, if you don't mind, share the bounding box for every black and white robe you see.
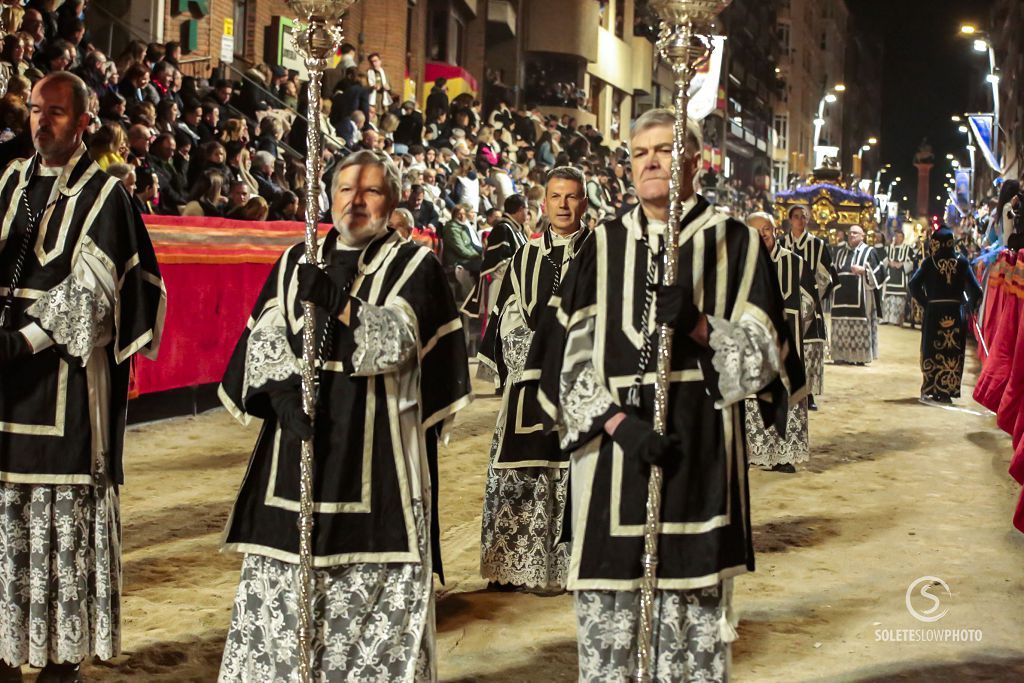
[217,229,471,682]
[745,243,816,468]
[780,229,835,395]
[526,200,805,680]
[461,215,528,321]
[881,242,914,325]
[831,242,886,364]
[0,146,166,667]
[477,227,587,589]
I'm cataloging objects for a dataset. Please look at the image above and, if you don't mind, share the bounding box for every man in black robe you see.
[0,72,165,682]
[909,227,982,403]
[527,109,804,681]
[461,193,529,322]
[831,224,887,364]
[478,167,589,592]
[881,230,913,326]
[217,150,471,681]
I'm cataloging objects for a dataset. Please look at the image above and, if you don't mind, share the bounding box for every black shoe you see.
[37,663,80,683]
[486,581,521,592]
[770,463,797,473]
[0,662,23,683]
[807,395,818,411]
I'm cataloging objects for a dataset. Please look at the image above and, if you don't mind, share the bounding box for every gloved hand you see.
[654,284,701,335]
[268,388,314,441]
[298,264,348,317]
[610,414,682,467]
[0,329,31,367]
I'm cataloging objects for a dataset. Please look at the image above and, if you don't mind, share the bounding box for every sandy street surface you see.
[35,325,1023,682]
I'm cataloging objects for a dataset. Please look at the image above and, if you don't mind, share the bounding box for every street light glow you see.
[960,24,977,34]
[813,117,825,127]
[833,84,846,92]
[862,145,871,151]
[959,125,969,133]
[946,153,954,159]
[951,115,961,122]
[868,137,878,145]
[974,39,989,52]
[952,160,960,168]
[825,94,837,103]
[986,73,1000,84]
[966,144,976,152]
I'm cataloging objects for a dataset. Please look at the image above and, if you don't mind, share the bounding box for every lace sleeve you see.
[243,305,300,395]
[558,316,617,449]
[26,244,115,366]
[501,325,533,380]
[706,313,781,408]
[350,301,418,376]
[799,289,816,333]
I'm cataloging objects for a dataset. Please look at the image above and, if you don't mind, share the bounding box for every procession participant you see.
[478,167,589,592]
[745,212,816,473]
[909,226,982,404]
[526,109,805,681]
[461,193,529,323]
[881,230,914,326]
[366,52,393,120]
[0,72,165,682]
[831,224,886,365]
[780,204,835,409]
[217,150,471,682]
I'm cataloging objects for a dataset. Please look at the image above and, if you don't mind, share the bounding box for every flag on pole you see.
[687,36,726,121]
[967,114,1001,173]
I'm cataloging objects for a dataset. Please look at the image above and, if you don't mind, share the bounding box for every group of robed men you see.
[0,71,964,683]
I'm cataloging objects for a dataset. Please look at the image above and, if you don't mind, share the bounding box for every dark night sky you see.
[846,0,994,216]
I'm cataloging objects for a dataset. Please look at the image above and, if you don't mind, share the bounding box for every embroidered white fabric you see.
[27,274,110,365]
[500,325,533,380]
[351,303,417,375]
[243,306,300,394]
[0,483,120,668]
[744,398,809,467]
[558,316,615,448]
[706,314,781,408]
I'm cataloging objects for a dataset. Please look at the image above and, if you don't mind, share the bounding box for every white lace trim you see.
[351,303,416,375]
[500,325,533,380]
[559,363,614,448]
[243,308,300,395]
[706,314,781,408]
[26,275,110,365]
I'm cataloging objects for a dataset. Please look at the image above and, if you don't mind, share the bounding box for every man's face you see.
[790,207,808,232]
[895,232,905,245]
[50,49,71,72]
[848,226,865,247]
[229,183,249,207]
[184,106,201,125]
[545,177,586,233]
[216,85,232,103]
[30,79,89,163]
[411,190,423,208]
[363,130,378,149]
[369,56,381,69]
[128,128,150,155]
[487,210,502,226]
[749,217,776,250]
[23,12,44,42]
[204,108,219,126]
[630,124,699,208]
[332,163,393,246]
[153,137,174,160]
[91,52,107,75]
[121,171,136,195]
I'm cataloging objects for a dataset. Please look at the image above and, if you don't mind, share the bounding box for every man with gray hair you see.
[0,71,165,681]
[251,149,282,203]
[745,211,817,473]
[527,108,804,680]
[831,224,886,364]
[478,166,590,593]
[217,150,471,681]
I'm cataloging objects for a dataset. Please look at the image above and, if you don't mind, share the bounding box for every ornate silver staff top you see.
[636,2,731,682]
[283,1,358,681]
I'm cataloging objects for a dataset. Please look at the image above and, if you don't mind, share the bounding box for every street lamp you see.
[951,115,962,122]
[868,136,878,145]
[959,24,1000,160]
[813,83,846,165]
[960,23,977,34]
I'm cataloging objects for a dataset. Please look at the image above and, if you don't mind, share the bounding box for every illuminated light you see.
[825,94,837,103]
[951,115,961,122]
[833,84,846,92]
[868,137,878,145]
[986,73,1000,84]
[862,145,871,151]
[959,125,969,133]
[960,24,977,35]
[775,67,781,74]
[966,144,976,152]
[903,196,908,201]
[952,160,960,168]
[813,117,825,126]
[974,39,989,52]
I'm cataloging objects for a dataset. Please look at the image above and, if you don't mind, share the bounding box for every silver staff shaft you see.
[297,54,327,683]
[637,2,728,678]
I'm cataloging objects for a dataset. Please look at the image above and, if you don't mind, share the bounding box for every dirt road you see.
[52,324,1024,682]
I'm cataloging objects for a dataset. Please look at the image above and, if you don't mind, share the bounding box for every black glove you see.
[268,388,314,442]
[298,264,348,317]
[0,329,31,366]
[610,414,682,467]
[654,284,701,334]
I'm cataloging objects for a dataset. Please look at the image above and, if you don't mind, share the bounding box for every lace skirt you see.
[744,398,809,467]
[0,483,121,668]
[831,318,875,363]
[575,584,733,683]
[480,460,569,590]
[881,294,907,325]
[803,342,825,396]
[218,505,434,683]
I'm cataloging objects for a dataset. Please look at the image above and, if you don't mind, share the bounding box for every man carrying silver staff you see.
[880,230,913,327]
[0,72,166,683]
[217,150,471,682]
[779,204,835,409]
[478,167,589,593]
[745,212,817,473]
[831,224,887,365]
[527,109,805,681]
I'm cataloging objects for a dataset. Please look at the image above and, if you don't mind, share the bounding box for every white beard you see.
[336,216,389,248]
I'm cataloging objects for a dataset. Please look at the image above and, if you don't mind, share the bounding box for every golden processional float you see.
[774,160,880,244]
